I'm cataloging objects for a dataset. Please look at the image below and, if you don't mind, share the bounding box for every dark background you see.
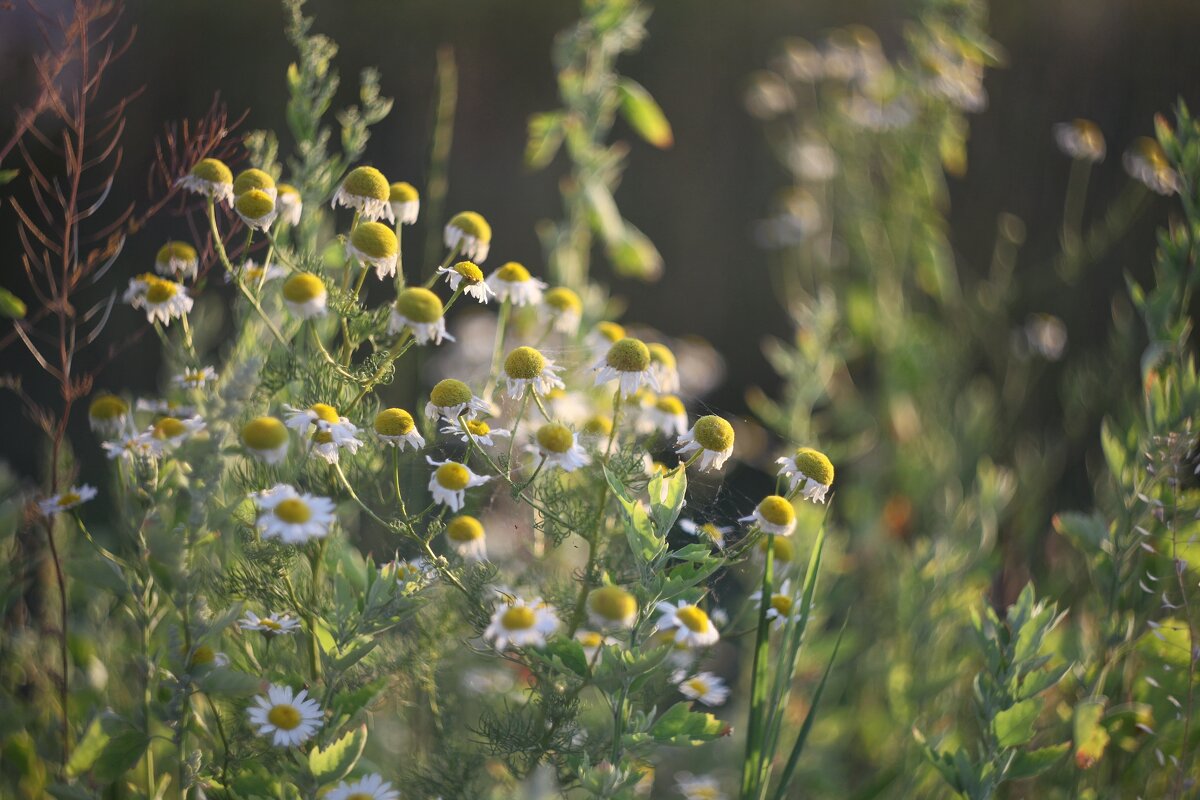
[1,0,1199,485]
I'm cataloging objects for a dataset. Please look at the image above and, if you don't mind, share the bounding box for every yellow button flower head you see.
[646,342,680,393]
[444,211,492,262]
[655,600,719,647]
[232,168,277,199]
[595,337,658,397]
[675,414,734,472]
[276,183,303,225]
[238,611,301,636]
[587,585,637,629]
[389,287,453,345]
[426,456,491,511]
[540,286,583,334]
[124,273,193,326]
[1053,119,1106,163]
[741,494,796,537]
[487,261,547,306]
[503,346,565,399]
[758,533,795,565]
[389,181,420,224]
[373,407,425,451]
[435,260,495,304]
[676,671,730,706]
[88,393,130,435]
[240,416,290,464]
[1124,137,1179,195]
[155,241,199,281]
[151,414,207,448]
[529,422,591,472]
[425,378,491,422]
[177,157,234,205]
[483,596,560,650]
[332,165,394,223]
[347,220,399,279]
[234,188,278,231]
[776,446,834,503]
[752,579,796,629]
[644,394,688,437]
[281,272,328,319]
[445,514,487,561]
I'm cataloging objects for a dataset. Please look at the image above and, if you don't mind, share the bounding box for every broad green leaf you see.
[1073,699,1109,770]
[993,698,1040,748]
[541,638,590,677]
[66,714,116,778]
[1007,743,1069,780]
[0,287,26,319]
[525,112,565,169]
[66,712,148,782]
[330,636,378,671]
[308,724,367,785]
[649,702,728,745]
[604,465,665,567]
[617,78,673,149]
[648,467,686,535]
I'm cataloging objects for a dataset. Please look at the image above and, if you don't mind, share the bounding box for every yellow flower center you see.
[436,462,471,491]
[430,379,473,408]
[464,419,491,436]
[685,677,710,695]
[578,631,604,648]
[448,211,491,241]
[189,645,216,666]
[582,415,612,436]
[759,535,795,562]
[190,157,232,185]
[374,408,415,436]
[145,280,178,304]
[544,286,582,314]
[394,287,443,323]
[594,321,625,343]
[770,594,793,616]
[588,586,636,622]
[310,403,340,424]
[89,394,128,420]
[274,498,312,524]
[313,430,334,445]
[241,417,288,450]
[446,515,484,542]
[266,704,302,730]
[792,447,834,486]
[606,338,651,373]
[693,415,734,452]
[389,181,419,203]
[495,262,531,283]
[341,166,389,200]
[156,241,197,265]
[233,168,275,196]
[153,417,187,440]
[235,189,275,220]
[261,618,282,631]
[647,342,676,369]
[504,346,546,380]
[700,523,725,545]
[758,495,795,527]
[536,423,574,454]
[351,221,399,260]
[59,492,81,506]
[500,605,536,630]
[675,605,711,633]
[283,273,325,304]
[655,395,685,415]
[451,260,483,284]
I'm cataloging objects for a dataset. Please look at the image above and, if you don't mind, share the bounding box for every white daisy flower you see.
[380,556,433,588]
[540,287,583,334]
[676,671,729,706]
[483,596,560,650]
[587,586,638,630]
[332,166,394,223]
[149,415,206,448]
[655,600,720,648]
[373,408,426,450]
[240,416,291,464]
[281,272,328,319]
[445,514,488,561]
[176,158,234,205]
[327,773,400,800]
[389,287,454,345]
[126,274,193,326]
[38,484,98,516]
[426,457,490,511]
[234,189,278,231]
[675,415,735,472]
[1124,137,1179,195]
[346,221,399,280]
[247,684,324,747]
[435,260,495,304]
[252,484,336,545]
[740,495,796,537]
[527,423,591,472]
[276,183,303,226]
[284,403,359,452]
[776,447,834,503]
[173,366,217,390]
[154,241,199,281]
[675,772,727,800]
[88,393,129,436]
[647,343,681,394]
[751,579,797,630]
[643,394,689,437]
[239,611,301,636]
[184,644,229,670]
[486,262,546,306]
[575,629,617,661]
[232,167,277,200]
[102,431,163,462]
[594,337,660,397]
[679,518,732,550]
[389,181,420,225]
[1053,119,1106,163]
[503,346,565,400]
[310,420,363,464]
[444,210,492,262]
[425,379,491,422]
[443,418,509,447]
[225,258,287,286]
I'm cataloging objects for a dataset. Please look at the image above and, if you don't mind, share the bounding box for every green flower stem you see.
[347,330,415,409]
[309,322,360,382]
[206,199,289,347]
[741,532,776,800]
[531,391,553,421]
[482,298,512,400]
[306,537,327,680]
[460,419,571,528]
[505,389,531,475]
[604,389,622,459]
[392,448,409,518]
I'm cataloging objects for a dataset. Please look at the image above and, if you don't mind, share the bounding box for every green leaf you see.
[0,168,18,185]
[541,638,589,677]
[649,702,728,745]
[1072,699,1109,769]
[0,288,24,320]
[604,465,665,568]
[308,724,367,785]
[648,467,686,535]
[617,78,673,149]
[994,698,1041,748]
[66,712,148,782]
[1007,743,1069,780]
[525,112,564,169]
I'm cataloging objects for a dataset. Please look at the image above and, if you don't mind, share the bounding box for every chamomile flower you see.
[389,287,454,345]
[285,403,345,436]
[503,346,565,399]
[487,262,546,306]
[483,596,560,650]
[173,366,217,390]
[576,630,617,661]
[586,321,626,357]
[675,415,734,472]
[136,398,195,417]
[374,408,426,450]
[595,337,659,396]
[587,585,637,630]
[310,421,363,464]
[435,260,495,303]
[776,447,834,502]
[426,457,490,511]
[240,416,290,464]
[757,534,796,567]
[676,671,730,706]
[580,414,614,442]
[226,258,287,286]
[655,600,720,647]
[443,417,509,447]
[445,514,488,561]
[281,272,328,319]
[679,518,732,550]
[239,611,301,636]
[252,484,336,544]
[1053,119,1106,163]
[332,166,394,223]
[643,394,688,437]
[102,431,163,461]
[647,343,681,393]
[88,393,130,436]
[389,181,420,224]
[150,415,207,448]
[38,484,97,516]
[154,241,199,280]
[232,168,277,200]
[381,556,433,588]
[247,684,323,747]
[528,423,591,472]
[347,221,399,279]
[276,183,302,225]
[741,495,796,537]
[444,210,492,262]
[185,644,230,670]
[126,274,193,326]
[177,157,234,205]
[540,287,583,334]
[425,379,490,422]
[1124,137,1179,195]
[675,773,726,800]
[234,189,278,231]
[327,774,400,800]
[751,580,797,629]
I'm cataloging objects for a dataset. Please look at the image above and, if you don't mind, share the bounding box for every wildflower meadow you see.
[1,0,1199,798]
